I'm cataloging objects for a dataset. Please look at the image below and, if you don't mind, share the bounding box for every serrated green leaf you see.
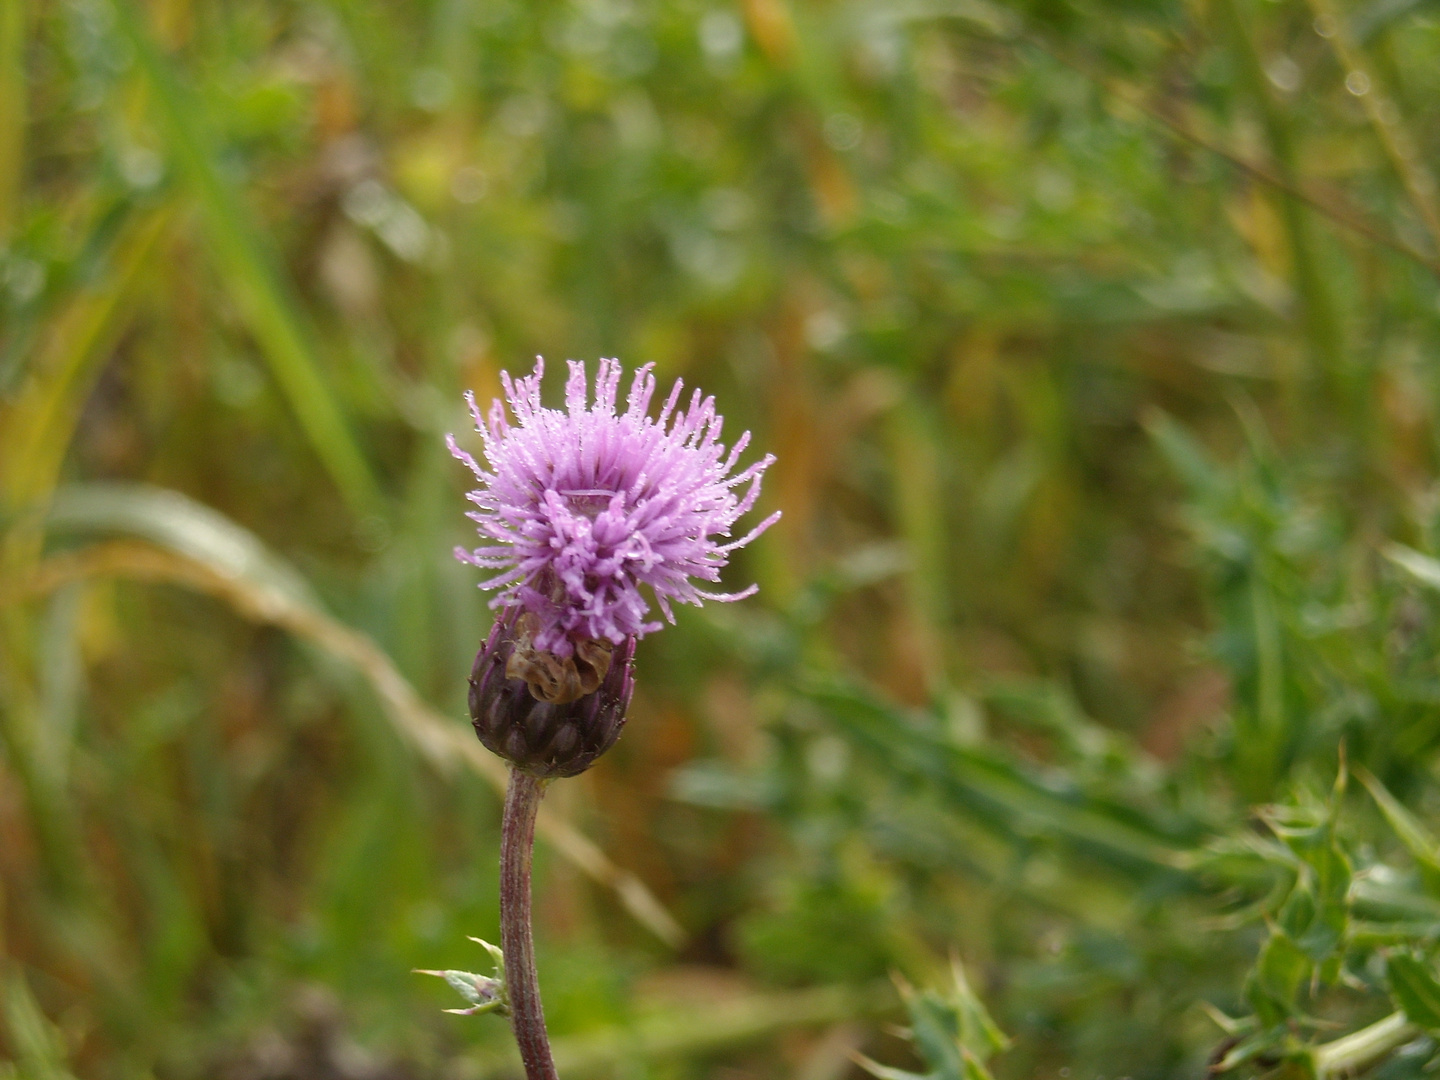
[1247,930,1311,1025]
[1260,785,1352,968]
[804,679,1192,875]
[1290,866,1350,964]
[1213,1026,1290,1073]
[1387,953,1440,1033]
[1278,885,1319,947]
[881,961,1010,1080]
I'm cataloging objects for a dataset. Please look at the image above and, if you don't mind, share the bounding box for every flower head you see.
[448,358,779,661]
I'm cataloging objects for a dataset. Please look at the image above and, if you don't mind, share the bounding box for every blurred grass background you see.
[6,0,1440,1077]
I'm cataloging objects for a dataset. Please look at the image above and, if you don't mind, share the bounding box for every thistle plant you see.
[437,358,777,1079]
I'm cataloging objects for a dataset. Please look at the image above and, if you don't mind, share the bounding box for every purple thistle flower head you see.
[448,357,780,666]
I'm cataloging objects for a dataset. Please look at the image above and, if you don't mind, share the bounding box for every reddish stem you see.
[500,767,558,1080]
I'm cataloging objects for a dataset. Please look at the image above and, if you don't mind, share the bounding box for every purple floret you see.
[448,357,780,657]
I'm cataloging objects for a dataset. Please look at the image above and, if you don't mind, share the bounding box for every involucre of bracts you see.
[468,607,636,778]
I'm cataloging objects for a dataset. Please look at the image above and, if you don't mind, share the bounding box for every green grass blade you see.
[1214,0,1345,382]
[0,204,172,568]
[1,968,79,1080]
[108,1,384,518]
[1385,544,1440,593]
[0,0,25,243]
[0,207,170,506]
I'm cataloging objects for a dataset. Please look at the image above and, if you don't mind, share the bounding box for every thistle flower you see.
[443,360,776,1080]
[450,357,779,654]
[449,357,778,775]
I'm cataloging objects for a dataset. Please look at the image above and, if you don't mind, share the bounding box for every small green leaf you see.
[467,935,507,973]
[415,937,509,1017]
[413,969,504,1012]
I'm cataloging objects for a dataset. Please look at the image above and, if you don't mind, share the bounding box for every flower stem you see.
[501,767,558,1080]
[1313,1011,1418,1079]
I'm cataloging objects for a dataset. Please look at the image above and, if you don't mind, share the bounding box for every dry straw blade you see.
[15,482,684,948]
